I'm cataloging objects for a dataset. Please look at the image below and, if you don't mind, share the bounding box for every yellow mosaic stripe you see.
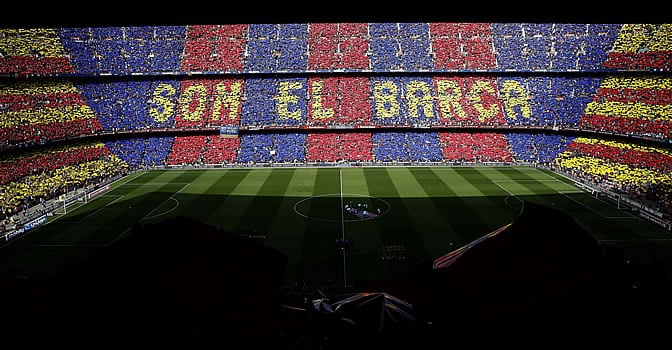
[599,75,672,90]
[555,153,672,187]
[573,137,672,157]
[583,100,672,122]
[648,23,672,52]
[0,142,107,163]
[0,157,128,208]
[0,79,80,95]
[0,104,97,128]
[611,24,672,53]
[0,28,68,58]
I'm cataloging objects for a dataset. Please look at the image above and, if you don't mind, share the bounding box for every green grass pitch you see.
[2,166,671,286]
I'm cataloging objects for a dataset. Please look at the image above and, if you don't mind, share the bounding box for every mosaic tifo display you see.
[1,23,670,75]
[1,23,671,220]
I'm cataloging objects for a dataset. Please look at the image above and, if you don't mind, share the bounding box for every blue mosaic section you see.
[369,23,432,70]
[273,133,307,162]
[241,77,307,126]
[372,132,441,162]
[105,136,174,167]
[244,24,308,71]
[373,132,408,161]
[76,80,179,130]
[237,134,273,163]
[506,133,575,162]
[406,132,443,161]
[58,26,186,74]
[491,23,526,70]
[491,23,620,70]
[581,24,620,69]
[241,78,276,126]
[237,133,306,163]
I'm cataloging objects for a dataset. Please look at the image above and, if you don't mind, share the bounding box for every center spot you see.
[293,194,390,222]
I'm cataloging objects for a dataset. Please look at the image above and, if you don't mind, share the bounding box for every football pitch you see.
[2,166,671,286]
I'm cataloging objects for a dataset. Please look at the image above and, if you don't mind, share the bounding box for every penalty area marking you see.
[139,184,189,221]
[559,191,638,219]
[121,182,190,186]
[493,178,582,193]
[490,180,524,215]
[294,193,391,223]
[57,195,125,224]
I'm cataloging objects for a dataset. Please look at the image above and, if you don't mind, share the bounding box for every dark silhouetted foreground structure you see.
[1,204,671,349]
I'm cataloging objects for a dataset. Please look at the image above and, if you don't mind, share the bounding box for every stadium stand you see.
[0,79,102,148]
[2,19,672,350]
[555,137,672,219]
[1,22,671,240]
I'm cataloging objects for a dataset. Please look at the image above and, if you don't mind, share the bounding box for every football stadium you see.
[1,13,672,349]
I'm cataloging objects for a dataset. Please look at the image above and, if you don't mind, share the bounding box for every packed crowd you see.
[603,23,672,70]
[578,75,672,139]
[2,22,671,226]
[307,23,369,70]
[58,26,186,74]
[3,74,670,150]
[95,131,578,166]
[371,132,444,162]
[0,28,76,76]
[5,23,668,77]
[75,79,180,131]
[305,133,372,162]
[430,22,497,70]
[439,132,514,162]
[306,77,372,125]
[0,142,112,185]
[505,133,575,163]
[104,137,174,168]
[555,137,672,218]
[165,135,240,165]
[181,25,247,72]
[173,78,244,128]
[0,79,103,148]
[504,77,601,128]
[236,133,308,163]
[491,23,620,71]
[245,24,309,71]
[0,155,128,221]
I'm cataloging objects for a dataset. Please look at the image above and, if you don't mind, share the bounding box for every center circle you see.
[293,193,390,222]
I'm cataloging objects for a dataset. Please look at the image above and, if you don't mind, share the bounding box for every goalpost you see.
[52,191,88,216]
[52,194,69,216]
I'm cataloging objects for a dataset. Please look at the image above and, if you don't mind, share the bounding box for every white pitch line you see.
[494,179,573,183]
[112,171,147,188]
[533,167,564,180]
[59,195,125,224]
[139,183,189,221]
[490,179,524,214]
[121,182,190,186]
[140,197,180,221]
[106,226,133,247]
[559,191,637,219]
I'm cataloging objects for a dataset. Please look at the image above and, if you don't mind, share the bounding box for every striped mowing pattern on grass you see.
[1,166,670,285]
